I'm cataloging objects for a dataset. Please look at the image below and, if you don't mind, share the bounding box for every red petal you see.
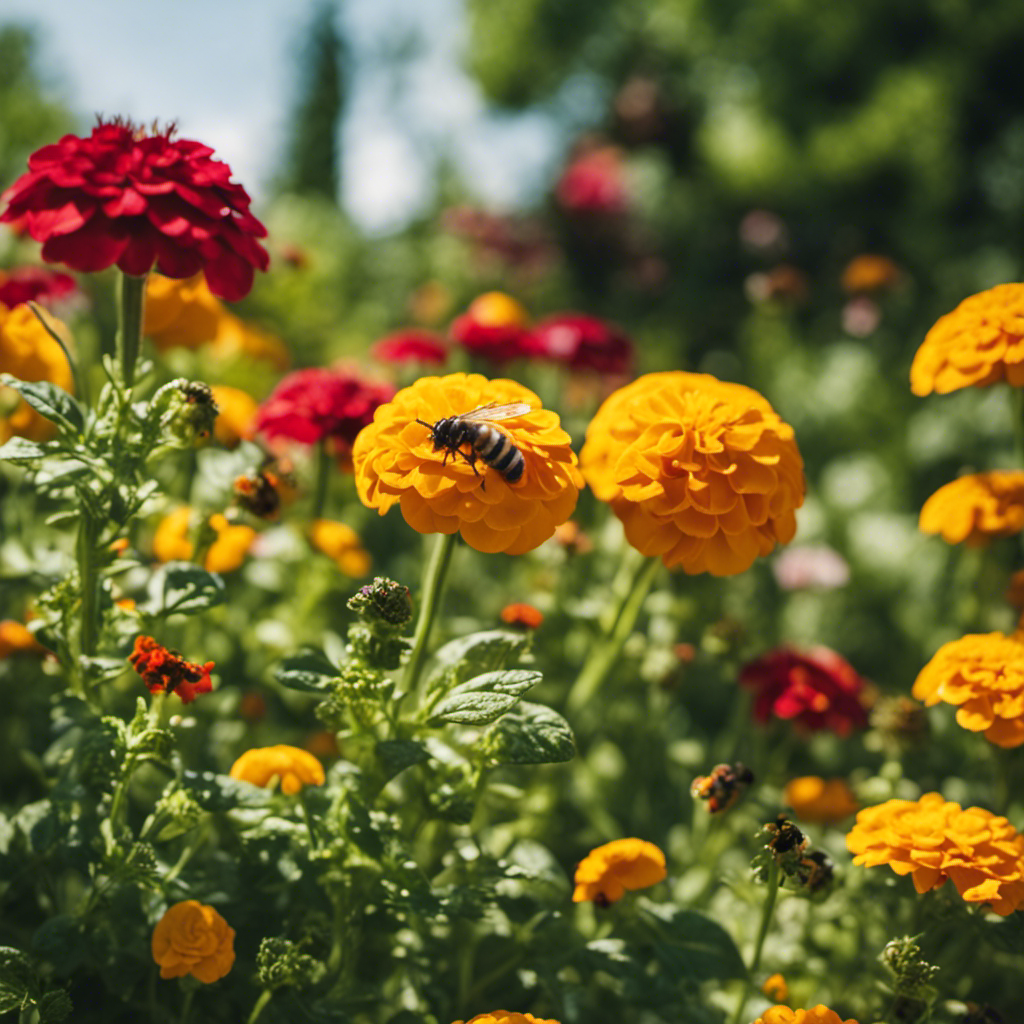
[103,188,148,218]
[117,227,159,275]
[154,237,204,279]
[202,245,255,300]
[41,217,127,272]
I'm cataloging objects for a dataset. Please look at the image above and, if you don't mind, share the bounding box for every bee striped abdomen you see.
[473,425,525,483]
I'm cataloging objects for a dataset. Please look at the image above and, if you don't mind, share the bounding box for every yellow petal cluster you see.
[760,974,789,1003]
[0,303,73,443]
[210,385,258,448]
[752,1007,858,1024]
[783,777,859,824]
[153,507,256,573]
[151,900,235,983]
[912,631,1024,748]
[580,372,804,575]
[353,373,582,555]
[918,471,1024,546]
[144,274,222,349]
[453,1012,559,1024]
[910,283,1024,396]
[846,792,1024,916]
[572,838,667,905]
[229,745,325,795]
[310,519,371,576]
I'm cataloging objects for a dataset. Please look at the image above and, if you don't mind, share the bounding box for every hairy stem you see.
[117,271,147,389]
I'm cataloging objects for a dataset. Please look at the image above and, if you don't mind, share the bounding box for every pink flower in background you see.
[0,267,78,309]
[372,329,448,366]
[529,313,633,375]
[773,545,850,591]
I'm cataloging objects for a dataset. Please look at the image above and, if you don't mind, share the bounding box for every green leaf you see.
[274,650,338,693]
[431,669,541,725]
[639,903,747,981]
[150,563,226,615]
[0,437,48,464]
[37,989,72,1023]
[484,701,575,765]
[429,629,530,686]
[181,770,274,811]
[0,946,33,1014]
[0,375,84,435]
[32,916,89,974]
[375,739,430,781]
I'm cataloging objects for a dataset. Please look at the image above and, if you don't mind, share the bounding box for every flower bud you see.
[150,788,203,841]
[255,937,325,991]
[347,577,413,631]
[151,378,220,447]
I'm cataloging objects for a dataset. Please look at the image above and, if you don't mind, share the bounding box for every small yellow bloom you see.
[152,507,256,573]
[310,519,372,577]
[210,313,291,371]
[465,291,531,328]
[919,471,1024,546]
[783,777,859,824]
[229,745,325,795]
[210,385,258,448]
[840,254,901,295]
[761,974,789,1003]
[452,1012,559,1024]
[572,838,666,905]
[752,1007,859,1024]
[0,620,43,658]
[144,274,223,350]
[151,900,235,983]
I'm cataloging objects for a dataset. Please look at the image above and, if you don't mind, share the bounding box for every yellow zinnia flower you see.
[151,900,235,983]
[752,1007,859,1024]
[453,1012,559,1024]
[912,631,1024,748]
[144,274,224,350]
[783,777,859,824]
[846,792,1024,916]
[919,471,1024,545]
[310,519,371,577]
[353,373,582,555]
[209,384,258,449]
[580,371,805,576]
[153,507,256,573]
[910,283,1024,396]
[229,745,325,795]
[572,837,667,905]
[0,303,73,444]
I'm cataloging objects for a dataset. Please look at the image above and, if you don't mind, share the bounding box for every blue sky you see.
[2,0,567,231]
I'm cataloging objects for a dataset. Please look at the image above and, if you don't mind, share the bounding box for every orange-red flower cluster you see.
[128,635,214,704]
[500,603,544,629]
[450,292,536,364]
[529,313,633,376]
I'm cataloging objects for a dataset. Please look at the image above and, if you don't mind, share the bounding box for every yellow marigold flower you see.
[310,519,371,577]
[761,974,789,1003]
[752,1007,858,1024]
[469,291,531,328]
[453,1012,559,1024]
[846,792,1024,916]
[210,313,291,370]
[353,373,582,555]
[144,274,223,350]
[912,631,1024,748]
[784,777,859,823]
[919,471,1024,546]
[841,254,901,295]
[910,283,1024,396]
[229,744,325,795]
[151,900,235,983]
[0,303,73,443]
[580,372,805,575]
[0,620,43,658]
[210,385,258,448]
[153,508,256,573]
[572,838,667,905]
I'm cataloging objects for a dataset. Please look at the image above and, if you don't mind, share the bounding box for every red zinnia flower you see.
[555,147,628,215]
[450,292,541,364]
[128,635,214,704]
[0,120,269,301]
[529,314,633,375]
[740,647,870,734]
[254,368,394,452]
[372,329,448,366]
[0,267,78,309]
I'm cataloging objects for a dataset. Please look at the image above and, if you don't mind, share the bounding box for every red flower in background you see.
[0,121,269,301]
[740,647,870,734]
[529,313,633,375]
[0,267,77,309]
[372,329,448,366]
[450,291,539,364]
[128,635,213,704]
[254,368,394,452]
[556,146,628,215]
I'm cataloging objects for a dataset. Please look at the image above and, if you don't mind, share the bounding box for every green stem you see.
[311,438,331,520]
[403,531,457,693]
[76,511,101,663]
[117,271,147,389]
[246,990,273,1024]
[730,857,781,1024]
[298,790,319,850]
[567,556,660,713]
[178,986,195,1024]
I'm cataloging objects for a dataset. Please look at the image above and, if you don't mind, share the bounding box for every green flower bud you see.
[151,378,219,448]
[255,937,324,991]
[150,788,203,841]
[347,577,413,631]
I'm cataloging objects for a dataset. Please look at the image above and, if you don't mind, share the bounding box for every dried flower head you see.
[910,283,1024,396]
[229,745,325,795]
[846,792,1024,915]
[572,838,667,906]
[919,471,1024,546]
[1,121,269,299]
[353,373,582,555]
[751,1007,859,1024]
[151,900,235,982]
[580,371,805,576]
[784,777,859,823]
[912,631,1024,748]
[128,635,214,704]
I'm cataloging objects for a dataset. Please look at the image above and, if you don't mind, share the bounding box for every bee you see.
[416,401,531,485]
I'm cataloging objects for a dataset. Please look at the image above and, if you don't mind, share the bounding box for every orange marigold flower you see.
[128,635,214,704]
[353,373,583,555]
[912,631,1024,748]
[153,507,256,573]
[0,620,44,658]
[761,974,789,1003]
[580,372,805,576]
[910,283,1024,396]
[0,302,73,444]
[310,519,371,577]
[151,900,235,983]
[752,1007,858,1024]
[500,603,544,628]
[144,274,223,350]
[846,792,1024,916]
[229,745,325,795]
[841,254,902,295]
[784,777,859,823]
[572,838,667,906]
[453,1012,559,1024]
[919,471,1024,546]
[210,385,258,448]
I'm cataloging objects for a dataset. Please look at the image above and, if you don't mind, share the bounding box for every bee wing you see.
[460,401,533,423]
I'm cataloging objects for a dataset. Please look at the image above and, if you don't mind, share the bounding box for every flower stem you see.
[311,438,330,520]
[117,271,147,389]
[76,511,101,663]
[403,531,457,693]
[566,555,660,713]
[298,790,319,850]
[730,857,781,1024]
[178,985,196,1024]
[246,990,273,1024]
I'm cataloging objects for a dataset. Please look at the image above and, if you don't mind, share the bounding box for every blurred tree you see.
[277,2,347,202]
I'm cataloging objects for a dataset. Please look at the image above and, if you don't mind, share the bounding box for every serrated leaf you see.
[0,946,33,1012]
[274,650,338,693]
[181,770,274,811]
[375,739,430,780]
[1,375,84,435]
[149,563,226,615]
[428,629,530,686]
[485,701,575,765]
[447,669,541,699]
[432,691,520,725]
[639,902,747,980]
[0,437,48,464]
